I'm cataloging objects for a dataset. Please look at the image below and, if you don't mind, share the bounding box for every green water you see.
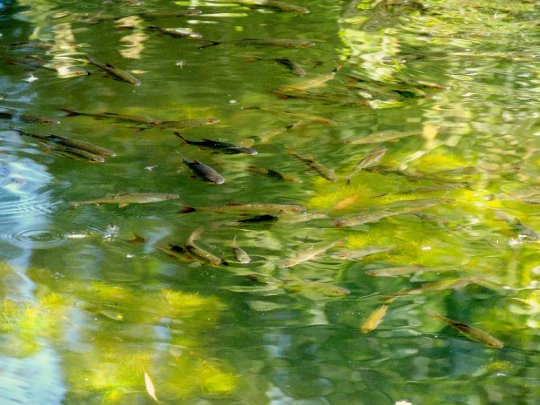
[0,0,539,403]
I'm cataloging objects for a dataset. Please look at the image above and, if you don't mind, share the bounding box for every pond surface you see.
[1,0,540,403]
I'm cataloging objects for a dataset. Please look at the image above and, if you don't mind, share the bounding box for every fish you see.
[398,277,477,296]
[202,37,315,49]
[155,243,193,263]
[432,314,504,349]
[275,72,336,93]
[289,152,337,182]
[0,109,59,125]
[232,236,251,264]
[185,228,225,266]
[179,202,306,215]
[248,166,302,183]
[345,146,387,184]
[53,145,105,163]
[134,9,202,19]
[181,157,225,184]
[281,239,343,268]
[342,130,422,145]
[148,26,203,40]
[247,106,335,125]
[175,132,257,155]
[360,302,392,333]
[10,127,115,158]
[274,58,306,76]
[330,246,392,260]
[234,0,310,13]
[61,108,219,130]
[335,198,452,227]
[282,278,350,297]
[86,56,141,85]
[496,211,540,241]
[70,193,179,208]
[238,214,279,223]
[365,265,439,277]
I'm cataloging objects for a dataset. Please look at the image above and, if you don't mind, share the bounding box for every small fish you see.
[275,72,336,92]
[237,0,310,13]
[155,243,192,263]
[335,199,451,227]
[282,278,350,297]
[61,108,219,130]
[232,236,251,263]
[496,211,539,241]
[398,277,476,296]
[274,58,306,76]
[144,371,159,402]
[343,130,422,145]
[345,146,387,184]
[433,314,504,349]
[248,166,302,183]
[175,132,257,155]
[128,233,145,243]
[10,127,115,157]
[203,37,315,49]
[247,106,335,125]
[71,193,179,208]
[0,109,59,125]
[182,157,225,184]
[135,9,202,19]
[185,228,224,266]
[53,145,105,163]
[148,26,203,40]
[238,214,279,223]
[365,265,434,277]
[331,246,392,260]
[289,152,337,182]
[360,303,391,334]
[281,239,342,268]
[179,202,306,215]
[86,56,141,85]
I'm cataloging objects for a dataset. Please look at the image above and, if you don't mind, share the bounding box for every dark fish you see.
[289,152,337,182]
[233,0,309,13]
[274,58,306,77]
[135,9,202,19]
[61,108,219,130]
[0,109,59,125]
[202,37,315,49]
[175,132,257,155]
[345,146,387,184]
[248,166,301,183]
[86,56,141,85]
[433,314,504,349]
[148,26,203,40]
[182,157,225,184]
[185,228,225,266]
[238,214,279,223]
[179,202,305,215]
[10,127,115,158]
[155,243,193,263]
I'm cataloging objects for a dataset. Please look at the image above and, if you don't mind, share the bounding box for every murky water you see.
[1,0,539,403]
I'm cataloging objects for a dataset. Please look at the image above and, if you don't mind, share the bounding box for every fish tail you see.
[345,177,351,185]
[59,108,79,117]
[174,131,188,143]
[178,205,196,213]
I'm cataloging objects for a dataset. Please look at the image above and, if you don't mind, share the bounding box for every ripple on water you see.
[2,227,66,249]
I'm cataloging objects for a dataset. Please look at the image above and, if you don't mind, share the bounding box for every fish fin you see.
[69,201,80,208]
[128,233,145,243]
[174,131,188,143]
[345,177,351,185]
[119,203,129,208]
[59,108,79,116]
[178,205,196,213]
